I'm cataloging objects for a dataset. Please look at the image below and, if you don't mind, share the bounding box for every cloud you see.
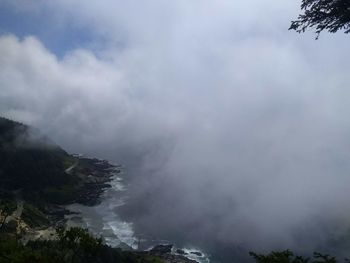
[1,0,350,260]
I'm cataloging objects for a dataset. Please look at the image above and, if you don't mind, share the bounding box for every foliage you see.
[250,250,346,263]
[0,227,164,263]
[290,0,350,38]
[0,117,73,191]
[0,118,162,262]
[0,117,82,205]
[63,156,76,170]
[21,203,49,228]
[42,185,79,204]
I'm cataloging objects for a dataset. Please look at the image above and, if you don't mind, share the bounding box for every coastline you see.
[0,117,209,263]
[64,164,138,250]
[63,156,211,263]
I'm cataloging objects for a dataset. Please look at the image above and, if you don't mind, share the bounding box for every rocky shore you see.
[59,157,203,263]
[71,156,121,206]
[44,156,121,223]
[137,245,199,263]
[1,155,203,263]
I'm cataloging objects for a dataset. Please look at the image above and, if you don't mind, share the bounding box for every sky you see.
[1,0,350,261]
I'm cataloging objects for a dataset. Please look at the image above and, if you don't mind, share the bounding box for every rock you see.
[159,254,198,263]
[190,251,203,257]
[150,244,173,255]
[147,245,200,263]
[137,250,198,263]
[176,249,187,255]
[117,241,134,251]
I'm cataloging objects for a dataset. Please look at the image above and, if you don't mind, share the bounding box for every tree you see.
[249,250,309,263]
[290,0,350,38]
[250,250,345,263]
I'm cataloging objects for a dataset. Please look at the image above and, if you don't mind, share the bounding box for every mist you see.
[1,0,350,261]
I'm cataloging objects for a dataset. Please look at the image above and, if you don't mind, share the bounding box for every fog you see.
[1,0,350,261]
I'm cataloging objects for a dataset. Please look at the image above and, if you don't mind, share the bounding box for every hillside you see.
[0,117,116,206]
[0,117,198,263]
[0,116,112,232]
[0,117,70,190]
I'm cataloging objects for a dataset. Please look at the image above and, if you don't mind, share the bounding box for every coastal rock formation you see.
[137,244,199,263]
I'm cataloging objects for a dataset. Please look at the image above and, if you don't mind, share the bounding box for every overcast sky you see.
[1,0,350,260]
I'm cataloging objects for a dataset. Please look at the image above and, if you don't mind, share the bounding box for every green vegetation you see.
[0,227,164,263]
[0,117,165,262]
[250,250,348,263]
[0,199,165,263]
[21,203,49,228]
[42,185,79,205]
[0,117,74,193]
[63,155,76,170]
[0,117,100,206]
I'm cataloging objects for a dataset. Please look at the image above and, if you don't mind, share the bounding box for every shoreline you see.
[62,156,210,263]
[64,162,138,250]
